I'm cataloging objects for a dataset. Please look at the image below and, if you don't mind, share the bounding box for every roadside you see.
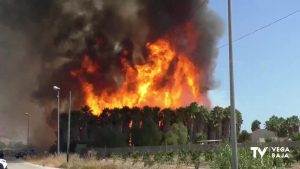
[5,157,60,169]
[25,154,209,169]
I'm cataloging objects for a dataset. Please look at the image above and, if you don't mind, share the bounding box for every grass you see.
[26,144,299,169]
[26,154,119,169]
[25,153,195,169]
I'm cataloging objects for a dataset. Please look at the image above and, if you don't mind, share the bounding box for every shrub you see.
[164,123,188,145]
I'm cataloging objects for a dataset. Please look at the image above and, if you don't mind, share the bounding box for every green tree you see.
[211,106,224,139]
[236,110,243,134]
[222,106,243,140]
[193,105,209,142]
[238,130,250,142]
[94,126,127,147]
[207,107,219,140]
[132,118,162,146]
[265,115,287,137]
[222,107,231,139]
[164,123,188,145]
[160,108,175,131]
[251,120,261,131]
[186,102,199,142]
[285,116,300,137]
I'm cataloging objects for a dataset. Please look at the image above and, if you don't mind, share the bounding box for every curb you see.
[24,162,62,169]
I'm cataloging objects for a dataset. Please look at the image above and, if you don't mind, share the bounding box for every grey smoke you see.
[0,0,223,148]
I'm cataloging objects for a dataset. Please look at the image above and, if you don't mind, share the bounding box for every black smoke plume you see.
[0,0,223,148]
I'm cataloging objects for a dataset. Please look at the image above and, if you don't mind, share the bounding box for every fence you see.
[91,140,300,155]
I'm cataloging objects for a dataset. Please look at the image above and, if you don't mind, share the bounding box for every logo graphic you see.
[250,147,289,158]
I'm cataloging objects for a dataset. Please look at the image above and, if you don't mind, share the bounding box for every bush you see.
[195,132,207,142]
[291,133,300,141]
[238,130,250,143]
[292,148,300,162]
[164,123,188,145]
[209,144,290,169]
[93,126,127,147]
[209,144,231,169]
[132,118,162,146]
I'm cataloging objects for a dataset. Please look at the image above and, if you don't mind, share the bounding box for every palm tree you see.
[265,116,287,137]
[195,105,209,140]
[291,116,300,133]
[221,106,243,140]
[211,106,224,139]
[285,116,300,137]
[251,120,261,132]
[142,106,160,124]
[175,107,186,124]
[131,107,142,129]
[265,115,280,132]
[81,105,99,140]
[207,108,219,140]
[236,110,243,134]
[222,107,231,140]
[120,106,131,134]
[186,102,199,142]
[160,108,174,132]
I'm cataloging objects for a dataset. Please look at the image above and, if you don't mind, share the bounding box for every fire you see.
[72,39,203,116]
[158,120,163,128]
[129,120,133,129]
[139,120,143,128]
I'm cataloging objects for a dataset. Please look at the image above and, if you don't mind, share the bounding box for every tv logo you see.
[250,147,268,158]
[250,147,290,158]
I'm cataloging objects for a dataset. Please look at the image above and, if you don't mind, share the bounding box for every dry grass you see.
[25,154,197,169]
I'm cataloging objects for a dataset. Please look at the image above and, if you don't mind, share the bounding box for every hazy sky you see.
[208,1,300,131]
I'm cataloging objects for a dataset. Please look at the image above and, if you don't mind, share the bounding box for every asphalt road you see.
[6,158,58,169]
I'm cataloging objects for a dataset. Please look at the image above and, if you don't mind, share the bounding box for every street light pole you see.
[67,91,72,162]
[53,86,60,154]
[25,113,30,146]
[227,0,238,168]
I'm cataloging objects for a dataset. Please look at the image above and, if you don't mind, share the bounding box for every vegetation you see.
[0,142,5,149]
[164,123,188,145]
[0,141,27,150]
[132,118,162,146]
[28,144,300,169]
[238,130,250,143]
[46,103,300,168]
[57,103,243,150]
[251,120,261,131]
[265,115,299,137]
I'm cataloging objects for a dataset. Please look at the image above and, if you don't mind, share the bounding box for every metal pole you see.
[67,91,72,162]
[27,114,30,146]
[57,90,60,154]
[25,113,30,146]
[228,0,238,168]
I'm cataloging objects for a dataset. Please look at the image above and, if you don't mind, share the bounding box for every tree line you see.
[56,102,242,151]
[238,115,300,143]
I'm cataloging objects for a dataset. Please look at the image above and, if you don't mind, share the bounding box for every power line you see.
[219,10,300,48]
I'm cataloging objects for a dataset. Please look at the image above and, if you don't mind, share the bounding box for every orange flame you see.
[129,120,133,129]
[72,39,203,116]
[139,120,143,128]
[158,120,163,128]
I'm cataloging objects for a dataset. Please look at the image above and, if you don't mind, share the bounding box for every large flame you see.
[72,39,203,116]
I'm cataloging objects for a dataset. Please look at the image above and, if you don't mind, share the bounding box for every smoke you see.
[0,0,223,148]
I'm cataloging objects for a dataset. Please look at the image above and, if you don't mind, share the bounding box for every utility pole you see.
[227,0,238,168]
[57,90,60,154]
[25,113,30,146]
[67,91,72,162]
[53,86,61,154]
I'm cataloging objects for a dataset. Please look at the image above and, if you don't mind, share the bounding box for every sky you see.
[208,1,300,131]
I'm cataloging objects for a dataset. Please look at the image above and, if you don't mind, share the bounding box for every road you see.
[6,158,58,169]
